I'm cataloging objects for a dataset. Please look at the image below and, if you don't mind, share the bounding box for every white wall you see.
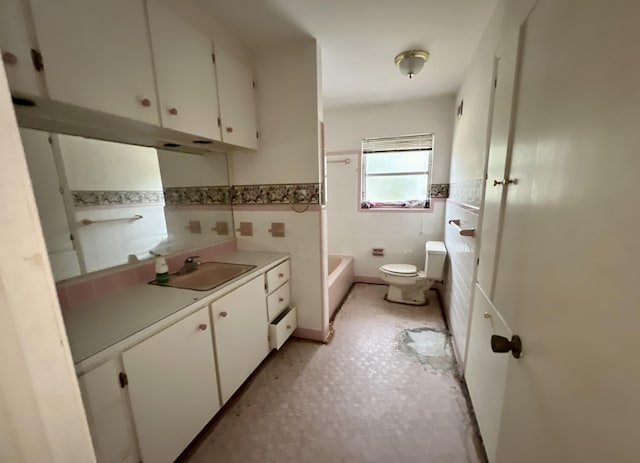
[324,96,455,278]
[325,95,454,183]
[228,40,326,335]
[230,40,321,185]
[443,2,505,366]
[60,135,162,191]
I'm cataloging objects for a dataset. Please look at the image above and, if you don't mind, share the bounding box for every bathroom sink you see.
[151,262,256,291]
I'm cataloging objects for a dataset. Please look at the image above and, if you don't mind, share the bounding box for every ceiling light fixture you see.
[394,50,430,79]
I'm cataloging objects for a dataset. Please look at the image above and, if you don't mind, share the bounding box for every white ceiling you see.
[197,0,497,108]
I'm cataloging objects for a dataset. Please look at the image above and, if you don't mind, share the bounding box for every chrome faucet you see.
[177,255,200,275]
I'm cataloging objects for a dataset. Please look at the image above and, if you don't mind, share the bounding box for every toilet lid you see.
[381,264,418,276]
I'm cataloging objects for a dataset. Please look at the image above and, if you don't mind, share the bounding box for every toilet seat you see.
[380,264,418,276]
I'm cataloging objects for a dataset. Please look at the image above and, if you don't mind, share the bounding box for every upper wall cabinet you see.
[0,0,46,97]
[146,1,221,141]
[28,0,160,125]
[215,42,258,150]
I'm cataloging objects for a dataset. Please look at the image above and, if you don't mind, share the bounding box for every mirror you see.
[20,128,233,281]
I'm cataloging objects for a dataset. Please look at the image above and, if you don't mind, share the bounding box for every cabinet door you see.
[78,359,139,463]
[29,0,159,124]
[215,42,258,149]
[122,307,219,463]
[146,0,221,140]
[212,275,269,403]
[0,0,46,97]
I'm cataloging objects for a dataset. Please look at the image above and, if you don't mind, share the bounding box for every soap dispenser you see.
[154,256,170,283]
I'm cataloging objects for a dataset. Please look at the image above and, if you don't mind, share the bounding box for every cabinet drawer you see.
[267,281,290,322]
[266,260,290,292]
[269,307,297,350]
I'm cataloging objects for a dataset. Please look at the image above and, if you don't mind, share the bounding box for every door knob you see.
[491,334,522,359]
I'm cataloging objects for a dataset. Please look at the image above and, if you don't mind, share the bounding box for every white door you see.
[212,275,269,403]
[491,1,640,462]
[122,307,219,463]
[476,26,523,299]
[464,26,524,463]
[29,0,159,124]
[146,0,221,140]
[215,42,258,149]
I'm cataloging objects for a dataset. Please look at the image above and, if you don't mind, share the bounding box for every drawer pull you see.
[141,98,152,107]
[484,312,491,319]
[219,311,228,318]
[198,324,207,331]
[169,107,178,115]
[278,273,284,278]
[286,325,292,330]
[278,297,284,302]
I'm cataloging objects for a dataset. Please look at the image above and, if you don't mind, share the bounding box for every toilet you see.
[380,241,447,305]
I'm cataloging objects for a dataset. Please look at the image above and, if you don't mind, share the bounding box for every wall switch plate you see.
[186,220,202,234]
[212,221,229,235]
[237,222,253,236]
[269,222,285,237]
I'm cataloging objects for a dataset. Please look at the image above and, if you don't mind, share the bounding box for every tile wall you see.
[442,181,483,367]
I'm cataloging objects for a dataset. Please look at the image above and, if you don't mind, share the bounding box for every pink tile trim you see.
[293,327,331,343]
[354,276,386,285]
[232,204,322,212]
[58,239,238,308]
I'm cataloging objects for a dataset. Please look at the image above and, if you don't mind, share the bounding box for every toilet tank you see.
[425,241,447,279]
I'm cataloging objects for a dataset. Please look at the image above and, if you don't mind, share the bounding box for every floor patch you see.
[399,327,454,370]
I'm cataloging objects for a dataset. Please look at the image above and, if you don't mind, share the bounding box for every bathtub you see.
[327,255,354,318]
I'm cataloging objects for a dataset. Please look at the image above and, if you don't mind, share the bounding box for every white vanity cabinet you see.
[215,41,258,149]
[146,0,221,140]
[0,0,46,98]
[265,260,297,350]
[28,0,160,125]
[122,306,220,463]
[211,275,270,404]
[77,359,139,463]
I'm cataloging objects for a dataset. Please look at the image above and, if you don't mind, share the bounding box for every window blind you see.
[362,133,433,153]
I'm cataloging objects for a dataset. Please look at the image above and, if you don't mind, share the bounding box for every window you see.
[360,133,433,209]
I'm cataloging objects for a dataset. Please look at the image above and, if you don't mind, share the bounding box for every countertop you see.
[63,250,289,366]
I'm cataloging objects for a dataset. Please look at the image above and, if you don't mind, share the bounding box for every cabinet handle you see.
[2,52,17,66]
[225,126,233,133]
[219,311,228,318]
[278,273,284,278]
[169,107,178,116]
[141,98,152,107]
[279,297,284,302]
[198,324,207,331]
[484,312,492,319]
[286,325,292,330]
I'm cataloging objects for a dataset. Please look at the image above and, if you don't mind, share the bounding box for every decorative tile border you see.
[448,179,483,208]
[430,183,449,199]
[72,190,165,207]
[164,186,231,206]
[231,183,322,205]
